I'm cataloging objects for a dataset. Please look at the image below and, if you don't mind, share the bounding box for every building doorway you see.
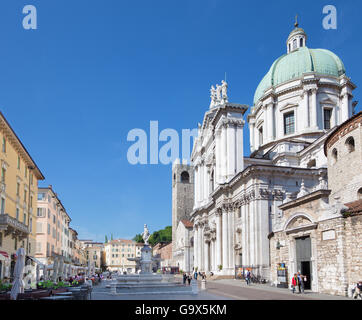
[295,236,312,290]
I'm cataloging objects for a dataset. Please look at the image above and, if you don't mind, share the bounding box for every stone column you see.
[254,124,260,151]
[249,121,255,152]
[236,122,244,174]
[220,125,227,183]
[194,166,198,207]
[266,103,274,142]
[216,212,222,270]
[199,224,203,271]
[241,203,246,266]
[226,123,236,180]
[310,88,318,129]
[204,241,209,272]
[341,92,350,122]
[303,90,309,129]
[194,225,198,269]
[228,208,235,271]
[204,165,209,202]
[222,210,229,270]
[215,129,221,185]
[199,163,204,204]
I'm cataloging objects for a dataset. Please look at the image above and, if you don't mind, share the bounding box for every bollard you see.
[201,279,206,290]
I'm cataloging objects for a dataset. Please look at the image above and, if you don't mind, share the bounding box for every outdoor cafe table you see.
[39,296,74,300]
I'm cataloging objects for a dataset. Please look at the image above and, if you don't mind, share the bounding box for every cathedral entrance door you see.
[295,236,312,290]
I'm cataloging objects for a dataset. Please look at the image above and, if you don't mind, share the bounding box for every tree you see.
[111,234,113,241]
[105,235,108,243]
[133,234,144,243]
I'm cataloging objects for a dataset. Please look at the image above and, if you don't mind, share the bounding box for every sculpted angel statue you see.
[142,224,150,245]
[216,84,222,103]
[221,80,228,102]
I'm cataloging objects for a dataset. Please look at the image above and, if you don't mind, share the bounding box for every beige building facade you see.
[0,111,45,280]
[104,239,138,273]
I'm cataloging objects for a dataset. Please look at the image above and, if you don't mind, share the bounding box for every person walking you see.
[183,273,187,285]
[353,281,362,299]
[291,274,299,294]
[194,270,198,280]
[246,270,251,285]
[297,272,304,293]
[187,274,192,285]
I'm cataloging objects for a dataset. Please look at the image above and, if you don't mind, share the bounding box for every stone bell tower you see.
[172,159,194,255]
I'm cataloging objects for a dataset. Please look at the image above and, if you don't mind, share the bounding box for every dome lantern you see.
[286,15,307,54]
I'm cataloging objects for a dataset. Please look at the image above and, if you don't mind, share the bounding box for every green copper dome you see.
[253,46,346,105]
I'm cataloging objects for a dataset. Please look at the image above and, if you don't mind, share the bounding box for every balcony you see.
[0,213,29,240]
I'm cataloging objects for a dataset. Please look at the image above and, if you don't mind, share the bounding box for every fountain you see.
[107,224,196,295]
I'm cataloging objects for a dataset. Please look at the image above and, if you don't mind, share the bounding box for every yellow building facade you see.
[0,111,44,280]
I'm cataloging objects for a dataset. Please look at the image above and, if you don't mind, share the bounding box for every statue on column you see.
[221,80,228,103]
[142,224,151,246]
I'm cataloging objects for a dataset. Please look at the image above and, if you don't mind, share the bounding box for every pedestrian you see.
[291,274,299,294]
[352,281,362,299]
[194,270,198,280]
[297,272,303,293]
[245,270,251,285]
[202,272,206,280]
[187,274,192,285]
[183,273,187,285]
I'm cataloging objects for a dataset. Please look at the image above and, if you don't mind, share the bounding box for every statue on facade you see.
[142,224,150,245]
[221,80,228,103]
[210,85,217,108]
[216,84,222,104]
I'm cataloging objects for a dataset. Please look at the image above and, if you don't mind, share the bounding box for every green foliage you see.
[148,226,172,246]
[111,234,113,241]
[0,281,12,291]
[105,235,108,243]
[218,265,223,271]
[133,234,144,243]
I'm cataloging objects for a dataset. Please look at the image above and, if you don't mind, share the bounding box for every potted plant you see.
[218,265,223,271]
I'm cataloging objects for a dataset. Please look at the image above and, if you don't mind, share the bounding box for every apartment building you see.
[104,239,138,273]
[0,112,45,280]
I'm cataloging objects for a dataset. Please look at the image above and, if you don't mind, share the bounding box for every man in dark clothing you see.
[187,274,192,285]
[183,273,187,285]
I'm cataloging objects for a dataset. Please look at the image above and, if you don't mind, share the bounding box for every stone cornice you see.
[278,189,331,211]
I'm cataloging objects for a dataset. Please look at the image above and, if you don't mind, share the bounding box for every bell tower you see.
[171,159,194,255]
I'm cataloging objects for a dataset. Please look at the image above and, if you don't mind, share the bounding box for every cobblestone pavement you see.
[204,279,351,300]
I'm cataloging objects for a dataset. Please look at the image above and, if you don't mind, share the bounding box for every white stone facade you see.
[186,25,358,281]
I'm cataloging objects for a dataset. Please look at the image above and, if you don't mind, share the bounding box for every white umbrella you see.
[58,257,64,281]
[52,257,59,282]
[10,248,25,300]
[36,264,40,282]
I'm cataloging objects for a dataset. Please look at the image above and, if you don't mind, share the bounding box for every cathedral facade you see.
[178,21,359,285]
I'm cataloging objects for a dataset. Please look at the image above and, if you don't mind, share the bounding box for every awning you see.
[0,251,9,261]
[27,256,45,266]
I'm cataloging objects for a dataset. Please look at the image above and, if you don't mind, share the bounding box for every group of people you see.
[182,270,209,285]
[291,272,307,294]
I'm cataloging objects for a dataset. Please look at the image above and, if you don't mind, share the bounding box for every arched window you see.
[358,188,362,200]
[210,171,214,193]
[180,171,189,183]
[332,148,338,163]
[345,136,355,153]
[300,38,303,47]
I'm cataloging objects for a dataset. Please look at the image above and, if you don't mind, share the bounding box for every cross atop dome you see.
[286,15,307,54]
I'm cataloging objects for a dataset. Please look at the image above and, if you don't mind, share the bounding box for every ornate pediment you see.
[285,214,317,234]
[320,98,336,106]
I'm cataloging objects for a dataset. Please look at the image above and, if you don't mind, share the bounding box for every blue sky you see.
[0,0,361,241]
